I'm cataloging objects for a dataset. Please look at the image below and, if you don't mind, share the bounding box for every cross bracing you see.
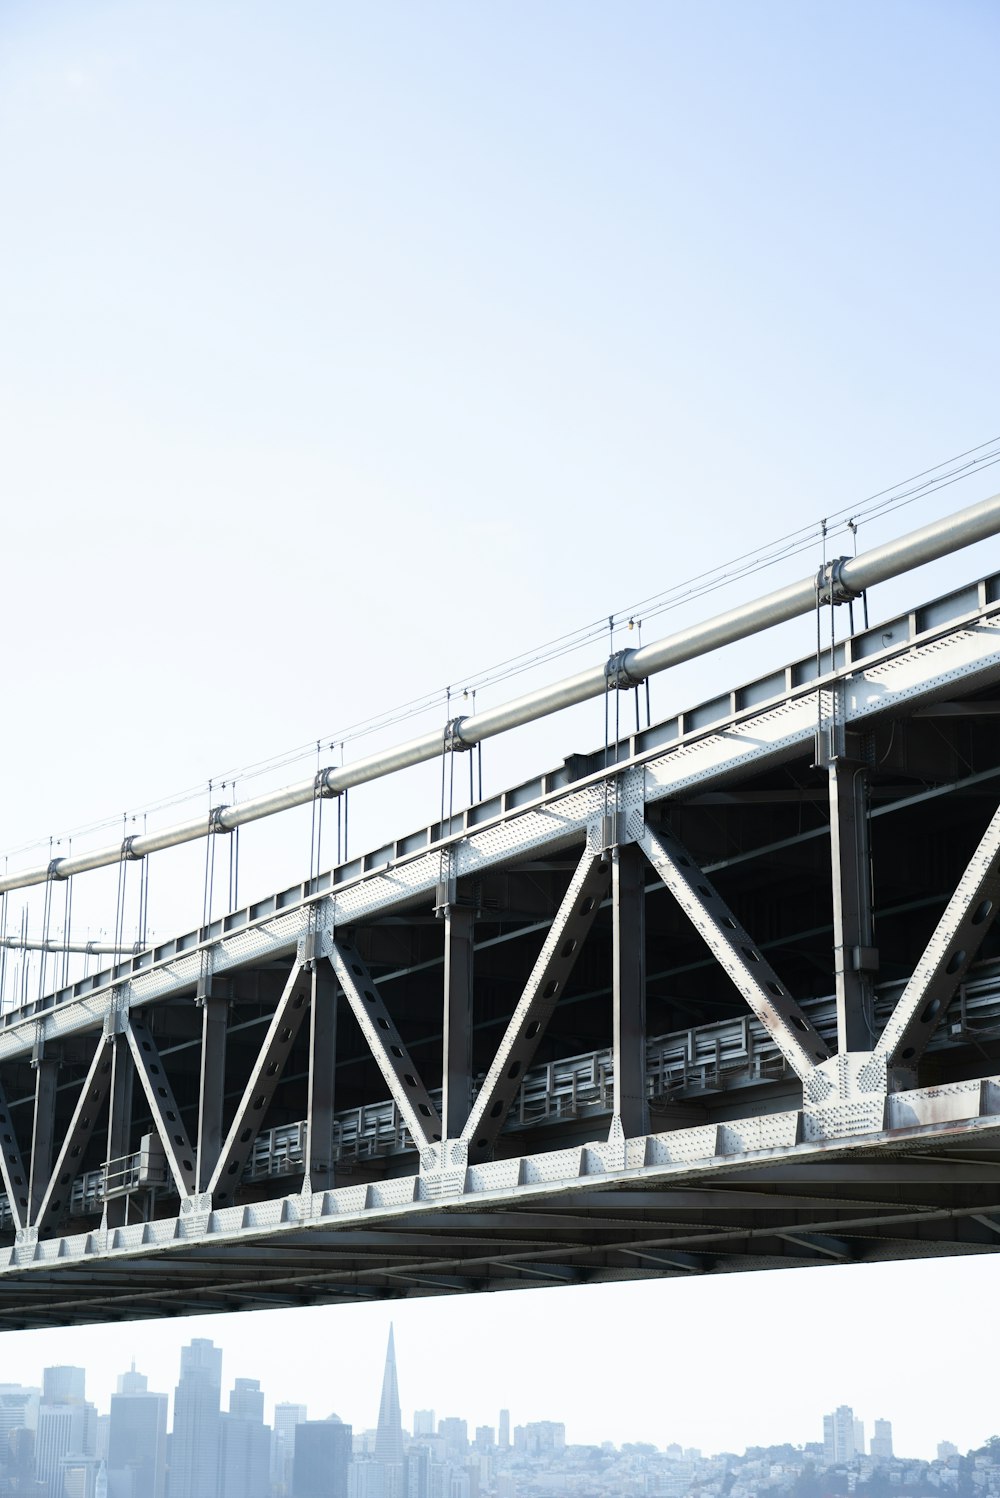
[2,557,1000,1324]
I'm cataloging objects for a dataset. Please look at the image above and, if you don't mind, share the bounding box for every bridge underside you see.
[2,568,1000,1325]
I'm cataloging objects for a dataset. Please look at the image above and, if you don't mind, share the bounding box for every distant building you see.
[854,1418,865,1457]
[523,1422,565,1457]
[823,1406,858,1465]
[293,1418,352,1498]
[498,1411,510,1451]
[871,1420,893,1461]
[169,1338,223,1498]
[413,1412,435,1439]
[36,1366,96,1498]
[474,1426,495,1452]
[219,1378,271,1498]
[437,1419,468,1459]
[939,1442,960,1460]
[405,1445,430,1498]
[107,1364,168,1498]
[272,1403,308,1495]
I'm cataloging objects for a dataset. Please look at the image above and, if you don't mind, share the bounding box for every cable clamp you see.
[444,716,471,752]
[604,649,640,690]
[46,858,67,881]
[314,770,338,800]
[816,557,862,606]
[120,837,144,862]
[208,805,231,836]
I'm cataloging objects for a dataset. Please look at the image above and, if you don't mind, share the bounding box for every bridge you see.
[3,497,1000,1327]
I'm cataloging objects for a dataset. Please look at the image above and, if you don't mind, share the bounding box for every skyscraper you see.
[498,1411,510,1451]
[374,1328,404,1466]
[219,1379,270,1498]
[36,1367,96,1498]
[107,1364,168,1498]
[823,1406,857,1465]
[292,1418,352,1498]
[169,1339,222,1498]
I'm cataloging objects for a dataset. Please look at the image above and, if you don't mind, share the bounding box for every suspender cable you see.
[2,491,1000,897]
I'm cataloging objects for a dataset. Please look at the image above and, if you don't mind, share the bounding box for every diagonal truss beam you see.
[0,1080,29,1232]
[208,961,311,1205]
[874,801,1000,1072]
[126,1016,197,1198]
[328,942,442,1151]
[34,1035,114,1239]
[462,849,612,1162]
[639,824,830,1082]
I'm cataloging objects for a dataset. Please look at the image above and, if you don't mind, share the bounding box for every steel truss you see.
[2,564,1000,1323]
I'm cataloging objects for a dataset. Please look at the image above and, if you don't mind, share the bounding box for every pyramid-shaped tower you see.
[374,1324,404,1465]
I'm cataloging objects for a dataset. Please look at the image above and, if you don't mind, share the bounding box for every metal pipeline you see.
[2,492,999,896]
[0,936,141,956]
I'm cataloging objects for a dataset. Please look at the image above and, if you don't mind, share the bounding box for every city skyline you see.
[2,1262,998,1462]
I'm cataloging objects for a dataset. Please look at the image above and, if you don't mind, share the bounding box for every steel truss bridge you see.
[3,503,1000,1327]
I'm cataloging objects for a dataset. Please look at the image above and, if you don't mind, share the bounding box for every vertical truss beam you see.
[196,994,228,1193]
[126,1017,196,1198]
[28,1059,59,1227]
[442,905,475,1139]
[639,824,830,1082]
[103,1035,134,1227]
[0,1079,29,1232]
[829,755,876,1051]
[874,800,1000,1072]
[34,1035,113,1239]
[305,964,338,1192]
[612,843,648,1138]
[462,849,612,1163]
[208,962,311,1205]
[328,943,442,1151]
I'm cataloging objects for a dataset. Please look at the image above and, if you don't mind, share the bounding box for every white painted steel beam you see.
[33,1036,113,1240]
[328,943,442,1152]
[872,801,1000,1073]
[207,963,311,1206]
[0,1082,28,1233]
[461,850,612,1162]
[638,824,830,1084]
[126,1017,197,1199]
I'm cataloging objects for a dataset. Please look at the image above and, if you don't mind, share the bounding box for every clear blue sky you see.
[1,0,999,1455]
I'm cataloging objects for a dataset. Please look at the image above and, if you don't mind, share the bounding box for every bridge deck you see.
[2,564,1000,1325]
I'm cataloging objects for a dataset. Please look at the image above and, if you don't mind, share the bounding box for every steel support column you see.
[611,843,647,1138]
[442,905,475,1139]
[305,965,338,1192]
[829,754,876,1052]
[196,995,228,1194]
[103,1035,134,1227]
[28,1059,59,1228]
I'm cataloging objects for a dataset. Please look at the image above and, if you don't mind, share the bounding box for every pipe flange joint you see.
[816,556,861,606]
[604,649,640,690]
[46,858,66,882]
[444,716,471,752]
[208,805,231,836]
[313,769,337,800]
[120,836,143,862]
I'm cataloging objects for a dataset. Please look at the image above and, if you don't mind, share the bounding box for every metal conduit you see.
[3,492,999,896]
[0,937,140,957]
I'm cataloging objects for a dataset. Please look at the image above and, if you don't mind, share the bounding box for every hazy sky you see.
[1,0,1000,1459]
